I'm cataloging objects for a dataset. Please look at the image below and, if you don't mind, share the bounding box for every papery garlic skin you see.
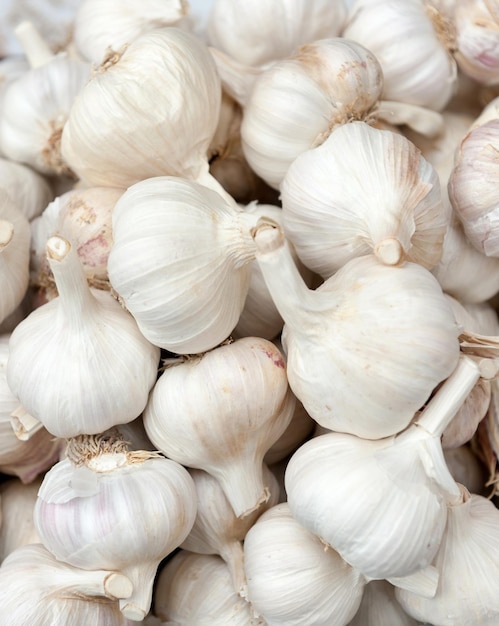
[7,236,160,438]
[454,0,499,85]
[108,177,258,354]
[343,0,457,110]
[61,28,222,189]
[0,543,136,626]
[207,0,346,67]
[154,551,259,625]
[0,157,53,222]
[34,436,198,621]
[0,56,91,176]
[281,121,447,275]
[396,488,499,624]
[348,580,419,626]
[444,445,486,494]
[143,337,295,517]
[244,503,365,626]
[74,0,188,64]
[240,38,383,189]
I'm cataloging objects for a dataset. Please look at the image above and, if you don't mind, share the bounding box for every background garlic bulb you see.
[281,121,448,274]
[0,157,53,222]
[207,0,347,67]
[108,176,259,354]
[34,432,198,621]
[144,337,296,517]
[7,235,160,438]
[0,478,41,562]
[61,27,223,192]
[73,0,188,64]
[348,580,419,626]
[244,503,366,626]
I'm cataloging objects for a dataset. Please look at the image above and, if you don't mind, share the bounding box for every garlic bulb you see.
[108,176,259,354]
[30,186,123,297]
[454,0,499,85]
[154,551,260,625]
[285,355,482,581]
[252,221,460,439]
[207,0,347,67]
[61,28,224,193]
[143,336,296,517]
[281,121,447,274]
[348,580,419,626]
[0,543,136,626]
[7,235,160,438]
[34,431,198,621]
[0,23,91,177]
[74,0,188,64]
[396,486,499,625]
[343,0,457,110]
[181,465,280,596]
[0,478,41,562]
[244,503,365,626]
[0,191,30,326]
[239,38,384,189]
[449,119,499,256]
[0,157,53,222]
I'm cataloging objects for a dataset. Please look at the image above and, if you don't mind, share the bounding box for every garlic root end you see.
[374,237,405,266]
[46,235,71,261]
[103,572,134,600]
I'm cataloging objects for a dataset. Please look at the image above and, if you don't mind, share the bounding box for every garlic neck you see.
[14,21,55,68]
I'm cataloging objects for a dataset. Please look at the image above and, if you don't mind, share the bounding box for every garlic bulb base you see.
[374,237,404,266]
[0,220,14,249]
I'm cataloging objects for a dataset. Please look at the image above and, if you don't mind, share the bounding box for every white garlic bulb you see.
[0,478,41,562]
[181,465,280,596]
[207,0,346,67]
[348,580,419,626]
[281,121,447,274]
[343,0,457,110]
[61,27,224,192]
[252,221,460,439]
[244,503,366,626]
[108,176,259,354]
[285,355,481,582]
[34,431,198,621]
[0,543,136,626]
[239,37,384,189]
[454,0,499,85]
[449,119,499,256]
[396,486,499,624]
[0,24,91,177]
[154,551,260,625]
[0,191,30,326]
[74,0,188,64]
[143,336,296,517]
[7,235,160,438]
[0,157,53,222]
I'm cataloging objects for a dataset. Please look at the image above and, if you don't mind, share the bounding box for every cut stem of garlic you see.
[14,21,54,68]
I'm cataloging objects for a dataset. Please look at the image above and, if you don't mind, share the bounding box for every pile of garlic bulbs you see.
[2,0,499,624]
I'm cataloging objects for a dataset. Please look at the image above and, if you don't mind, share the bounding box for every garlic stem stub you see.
[252,220,461,439]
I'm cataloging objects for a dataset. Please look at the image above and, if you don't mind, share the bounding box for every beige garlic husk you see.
[0,478,41,562]
[0,22,91,177]
[285,354,483,582]
[143,336,296,518]
[244,502,365,626]
[252,221,460,439]
[234,203,313,340]
[181,465,280,597]
[7,235,160,439]
[281,121,448,275]
[0,190,30,326]
[453,0,499,85]
[61,27,227,197]
[30,186,123,297]
[444,445,487,494]
[73,0,188,64]
[108,176,260,354]
[343,0,458,110]
[0,543,137,626]
[207,0,346,67]
[154,551,262,625]
[0,335,63,480]
[449,119,499,256]
[34,431,197,622]
[0,157,53,222]
[396,485,499,624]
[348,580,419,626]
